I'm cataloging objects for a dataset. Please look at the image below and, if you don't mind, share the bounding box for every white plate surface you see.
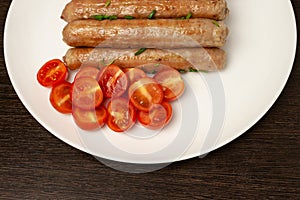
[4,0,297,164]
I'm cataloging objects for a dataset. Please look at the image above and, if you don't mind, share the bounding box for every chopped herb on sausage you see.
[189,68,209,73]
[105,0,111,7]
[186,12,192,19]
[189,68,198,72]
[108,15,117,20]
[91,15,105,20]
[148,10,156,19]
[135,48,147,56]
[212,20,220,27]
[91,15,117,20]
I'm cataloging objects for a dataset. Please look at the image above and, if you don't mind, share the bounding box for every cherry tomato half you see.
[107,98,136,132]
[98,65,128,98]
[154,69,185,101]
[138,102,173,130]
[72,77,103,110]
[128,77,164,112]
[74,66,100,81]
[50,82,72,114]
[123,68,147,85]
[37,59,68,87]
[72,106,108,130]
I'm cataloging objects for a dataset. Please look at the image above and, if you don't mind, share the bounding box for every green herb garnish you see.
[134,48,147,56]
[108,15,117,20]
[91,15,105,20]
[105,0,111,7]
[177,12,192,20]
[188,68,208,73]
[212,20,220,27]
[189,68,198,72]
[148,10,156,19]
[91,15,117,20]
[178,69,187,73]
[186,12,192,19]
[124,15,135,19]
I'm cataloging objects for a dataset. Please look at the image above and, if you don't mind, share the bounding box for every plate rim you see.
[3,0,298,164]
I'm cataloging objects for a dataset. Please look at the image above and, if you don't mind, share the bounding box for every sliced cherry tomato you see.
[123,68,147,84]
[107,98,136,132]
[98,65,128,98]
[50,82,72,114]
[74,66,100,80]
[154,69,185,101]
[37,59,68,87]
[138,102,173,130]
[128,77,163,112]
[72,77,103,110]
[72,106,108,130]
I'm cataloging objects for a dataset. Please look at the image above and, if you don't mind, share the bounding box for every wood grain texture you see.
[0,0,299,199]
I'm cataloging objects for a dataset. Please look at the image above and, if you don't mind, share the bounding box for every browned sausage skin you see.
[63,47,226,72]
[61,0,229,22]
[62,19,229,48]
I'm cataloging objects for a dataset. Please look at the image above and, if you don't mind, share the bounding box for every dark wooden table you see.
[1,0,299,199]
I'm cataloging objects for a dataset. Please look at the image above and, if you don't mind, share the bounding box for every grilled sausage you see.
[62,19,229,48]
[61,0,229,22]
[63,47,226,72]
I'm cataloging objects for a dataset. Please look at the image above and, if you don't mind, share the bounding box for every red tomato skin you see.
[37,59,68,87]
[50,82,73,114]
[72,106,108,130]
[71,77,103,110]
[98,65,128,98]
[138,101,173,130]
[107,98,136,132]
[154,69,185,101]
[128,77,164,112]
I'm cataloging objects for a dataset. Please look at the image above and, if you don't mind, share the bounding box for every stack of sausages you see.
[61,0,229,72]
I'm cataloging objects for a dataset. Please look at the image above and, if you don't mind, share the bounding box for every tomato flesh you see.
[128,77,163,112]
[98,65,128,98]
[74,66,100,80]
[37,59,68,87]
[50,82,72,114]
[72,77,103,110]
[154,69,185,101]
[72,106,108,130]
[138,102,172,130]
[38,59,185,132]
[107,98,136,132]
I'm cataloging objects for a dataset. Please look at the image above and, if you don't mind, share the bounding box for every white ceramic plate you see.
[4,0,297,164]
